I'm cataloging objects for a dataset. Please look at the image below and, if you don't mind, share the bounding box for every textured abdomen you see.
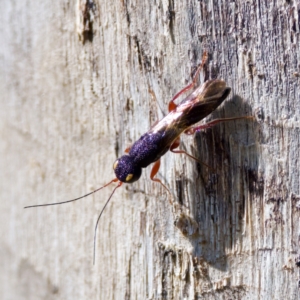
[129,131,169,168]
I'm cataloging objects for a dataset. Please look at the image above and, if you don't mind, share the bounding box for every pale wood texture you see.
[1,0,300,299]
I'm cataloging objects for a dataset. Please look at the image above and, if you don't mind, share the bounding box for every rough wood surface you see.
[0,0,299,299]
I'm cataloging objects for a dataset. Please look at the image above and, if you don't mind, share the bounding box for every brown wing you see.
[176,79,231,127]
[147,79,231,157]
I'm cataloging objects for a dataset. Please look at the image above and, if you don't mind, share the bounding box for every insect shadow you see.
[173,94,260,271]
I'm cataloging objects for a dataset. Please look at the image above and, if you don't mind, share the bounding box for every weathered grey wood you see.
[0,0,299,299]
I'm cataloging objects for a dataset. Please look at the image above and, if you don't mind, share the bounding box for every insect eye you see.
[113,160,119,170]
[124,171,141,183]
[125,174,133,182]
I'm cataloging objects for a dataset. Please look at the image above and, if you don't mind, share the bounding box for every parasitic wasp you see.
[25,52,251,263]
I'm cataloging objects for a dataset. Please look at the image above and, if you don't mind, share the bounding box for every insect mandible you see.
[25,52,250,263]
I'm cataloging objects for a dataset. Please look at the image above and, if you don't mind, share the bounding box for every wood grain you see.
[0,0,299,299]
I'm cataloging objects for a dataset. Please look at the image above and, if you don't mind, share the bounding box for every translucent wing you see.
[147,80,231,157]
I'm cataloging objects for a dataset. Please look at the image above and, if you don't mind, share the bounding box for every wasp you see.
[25,53,250,262]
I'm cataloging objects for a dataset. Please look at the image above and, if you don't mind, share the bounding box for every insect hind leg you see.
[168,52,208,112]
[184,116,254,135]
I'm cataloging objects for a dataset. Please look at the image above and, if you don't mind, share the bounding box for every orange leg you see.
[150,160,171,197]
[184,116,254,135]
[124,146,131,153]
[168,52,208,112]
[170,138,213,170]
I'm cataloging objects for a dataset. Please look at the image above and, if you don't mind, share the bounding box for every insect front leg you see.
[168,52,208,112]
[150,160,172,203]
[184,116,254,135]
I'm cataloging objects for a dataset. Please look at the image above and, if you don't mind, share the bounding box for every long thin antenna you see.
[24,178,119,209]
[93,181,122,264]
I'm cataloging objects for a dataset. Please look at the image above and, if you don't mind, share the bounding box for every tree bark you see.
[1,0,299,299]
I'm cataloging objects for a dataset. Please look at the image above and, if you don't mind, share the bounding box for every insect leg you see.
[124,146,131,153]
[168,51,208,112]
[170,138,197,160]
[185,116,254,135]
[170,138,212,169]
[150,160,172,200]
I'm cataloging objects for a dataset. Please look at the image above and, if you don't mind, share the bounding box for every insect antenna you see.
[93,181,122,264]
[24,178,119,209]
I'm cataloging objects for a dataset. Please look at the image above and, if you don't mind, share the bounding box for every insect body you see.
[25,54,248,262]
[113,79,231,186]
